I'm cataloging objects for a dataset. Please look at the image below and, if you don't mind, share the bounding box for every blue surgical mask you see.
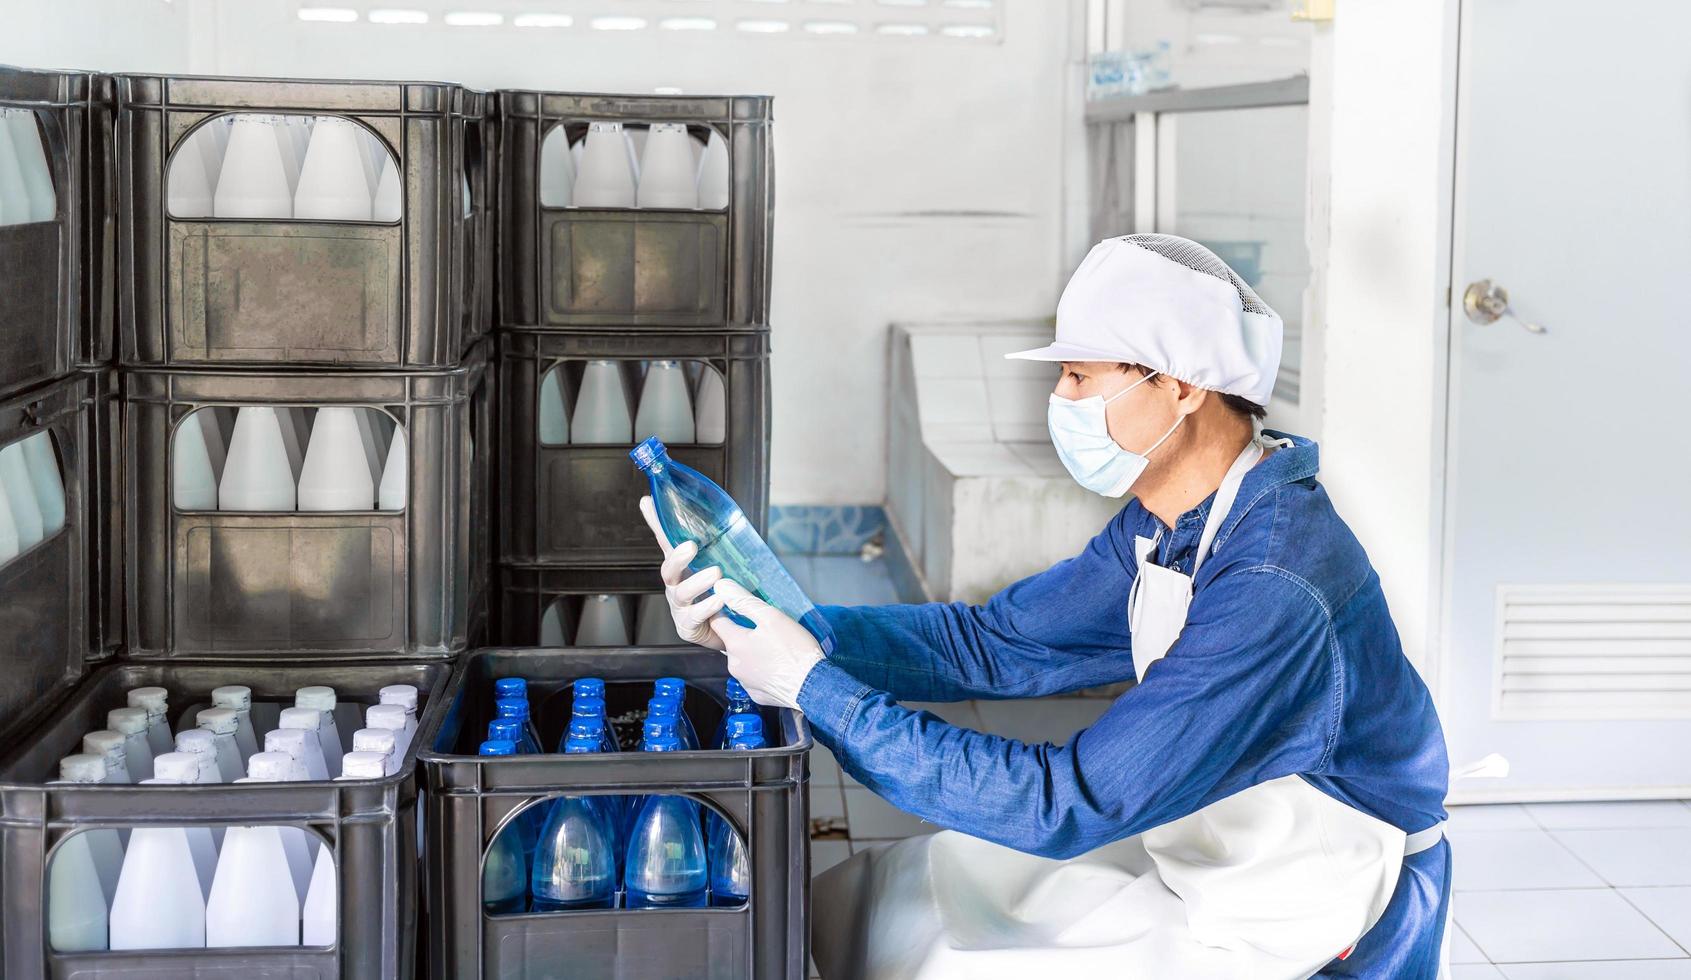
[1048,371,1183,498]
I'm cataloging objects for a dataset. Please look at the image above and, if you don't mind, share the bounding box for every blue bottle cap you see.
[487,718,523,743]
[562,735,600,755]
[494,697,530,721]
[725,677,748,701]
[642,734,683,753]
[642,716,678,743]
[654,677,687,700]
[572,696,608,718]
[646,694,680,717]
[573,677,606,700]
[728,734,766,751]
[725,714,764,739]
[478,739,518,757]
[567,717,603,739]
[493,677,528,700]
[630,437,669,470]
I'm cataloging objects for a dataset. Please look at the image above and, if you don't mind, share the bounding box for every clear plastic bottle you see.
[491,697,543,755]
[492,678,541,750]
[707,729,765,907]
[652,679,699,750]
[569,698,617,754]
[622,735,708,909]
[722,713,765,749]
[631,437,835,654]
[714,678,757,748]
[642,698,685,750]
[478,740,529,914]
[529,738,619,911]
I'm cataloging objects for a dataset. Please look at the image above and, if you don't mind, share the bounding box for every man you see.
[642,235,1451,979]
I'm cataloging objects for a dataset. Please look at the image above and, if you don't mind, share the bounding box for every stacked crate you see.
[0,71,493,979]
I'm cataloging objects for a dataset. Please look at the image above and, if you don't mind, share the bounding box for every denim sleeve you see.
[815,510,1142,702]
[796,566,1336,859]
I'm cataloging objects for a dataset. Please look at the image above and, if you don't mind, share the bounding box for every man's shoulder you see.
[1217,477,1375,616]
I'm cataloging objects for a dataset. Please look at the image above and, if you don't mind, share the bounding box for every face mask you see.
[1048,371,1183,498]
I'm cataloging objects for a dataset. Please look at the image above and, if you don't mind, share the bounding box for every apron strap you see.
[1190,439,1264,580]
[1404,822,1445,857]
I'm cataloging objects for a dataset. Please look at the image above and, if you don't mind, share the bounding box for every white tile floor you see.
[798,552,1691,976]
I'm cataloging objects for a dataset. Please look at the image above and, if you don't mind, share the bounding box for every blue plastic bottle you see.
[488,717,526,749]
[652,678,700,750]
[644,695,693,750]
[707,729,766,907]
[478,740,529,914]
[529,740,619,912]
[631,438,836,655]
[493,697,543,755]
[722,713,764,748]
[714,678,757,748]
[623,735,709,909]
[494,677,543,749]
[569,697,618,753]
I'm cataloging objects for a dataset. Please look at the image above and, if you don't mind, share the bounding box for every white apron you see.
[813,438,1444,980]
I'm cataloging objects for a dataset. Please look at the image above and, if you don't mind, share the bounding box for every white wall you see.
[18,0,1081,508]
[0,0,192,73]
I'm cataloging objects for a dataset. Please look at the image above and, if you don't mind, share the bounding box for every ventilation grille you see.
[1495,584,1691,720]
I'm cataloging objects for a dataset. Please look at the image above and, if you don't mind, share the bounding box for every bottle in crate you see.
[530,738,620,912]
[707,726,766,907]
[622,735,708,910]
[479,740,530,915]
[714,677,757,749]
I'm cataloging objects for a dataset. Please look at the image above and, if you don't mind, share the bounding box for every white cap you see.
[175,728,216,757]
[153,753,201,782]
[83,730,126,762]
[279,706,323,731]
[295,686,336,711]
[107,707,149,736]
[197,707,238,735]
[352,727,396,756]
[340,751,387,779]
[265,728,309,768]
[245,752,295,781]
[378,684,418,711]
[366,703,406,732]
[1006,234,1283,406]
[212,685,252,711]
[127,686,169,717]
[59,754,107,783]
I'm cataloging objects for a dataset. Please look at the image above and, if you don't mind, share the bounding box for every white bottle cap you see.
[197,707,238,735]
[352,727,396,756]
[279,706,323,731]
[265,727,308,760]
[296,686,337,711]
[107,707,149,736]
[127,686,169,716]
[212,685,252,711]
[366,703,406,732]
[59,754,107,783]
[245,751,295,782]
[175,728,216,757]
[340,751,387,779]
[378,684,418,711]
[153,753,201,782]
[83,730,126,762]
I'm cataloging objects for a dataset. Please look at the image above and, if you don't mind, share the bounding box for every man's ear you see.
[1173,379,1210,417]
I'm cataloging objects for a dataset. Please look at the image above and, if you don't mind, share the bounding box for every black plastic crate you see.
[497,329,769,567]
[421,648,809,980]
[116,73,491,370]
[498,90,772,331]
[0,659,451,978]
[123,344,492,660]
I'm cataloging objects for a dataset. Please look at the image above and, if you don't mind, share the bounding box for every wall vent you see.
[1495,584,1691,720]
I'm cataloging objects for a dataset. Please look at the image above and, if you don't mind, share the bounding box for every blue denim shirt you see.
[797,433,1452,977]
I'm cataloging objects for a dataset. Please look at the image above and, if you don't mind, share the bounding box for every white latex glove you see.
[639,495,728,650]
[708,578,823,711]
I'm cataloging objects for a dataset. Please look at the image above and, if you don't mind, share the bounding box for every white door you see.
[1442,0,1691,800]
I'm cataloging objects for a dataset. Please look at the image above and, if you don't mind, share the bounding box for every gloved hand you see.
[708,579,824,711]
[639,496,728,651]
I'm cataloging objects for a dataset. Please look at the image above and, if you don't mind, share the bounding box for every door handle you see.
[1462,279,1548,334]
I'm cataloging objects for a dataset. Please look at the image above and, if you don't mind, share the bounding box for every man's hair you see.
[1115,363,1267,421]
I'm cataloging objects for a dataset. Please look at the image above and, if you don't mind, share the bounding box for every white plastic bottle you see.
[378,427,407,511]
[349,727,398,776]
[173,411,219,510]
[207,792,302,947]
[540,599,569,647]
[636,593,684,646]
[152,754,221,894]
[539,124,575,207]
[0,114,32,225]
[21,432,65,534]
[174,729,224,785]
[127,686,174,759]
[372,155,402,222]
[244,751,316,902]
[572,360,633,444]
[219,407,297,511]
[697,127,732,210]
[274,407,310,480]
[634,360,696,444]
[377,685,419,752]
[538,366,570,445]
[263,729,315,783]
[278,116,313,197]
[108,779,206,950]
[195,115,232,202]
[293,116,372,221]
[303,751,383,947]
[637,123,701,209]
[214,114,293,219]
[277,707,332,781]
[82,730,130,785]
[573,121,637,207]
[694,364,728,444]
[57,754,125,903]
[353,408,389,488]
[107,708,155,782]
[577,594,631,646]
[5,108,56,222]
[298,408,376,510]
[0,441,45,550]
[212,685,260,764]
[195,708,245,782]
[364,703,413,761]
[295,687,346,774]
[155,750,224,850]
[0,477,18,563]
[47,821,108,952]
[168,127,216,217]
